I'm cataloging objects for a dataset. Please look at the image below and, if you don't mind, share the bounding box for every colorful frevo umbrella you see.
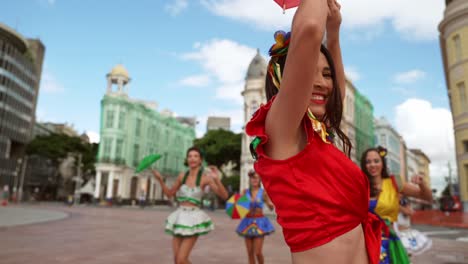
[274,0,300,11]
[136,154,162,173]
[225,193,250,219]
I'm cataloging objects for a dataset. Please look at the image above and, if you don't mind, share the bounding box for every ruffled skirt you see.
[165,206,214,236]
[398,228,432,256]
[236,216,275,237]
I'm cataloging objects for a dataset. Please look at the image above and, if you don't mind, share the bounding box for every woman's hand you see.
[411,175,424,186]
[207,165,221,181]
[326,0,342,37]
[206,165,228,200]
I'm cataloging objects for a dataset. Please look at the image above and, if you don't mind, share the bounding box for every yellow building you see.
[410,149,432,189]
[439,0,468,211]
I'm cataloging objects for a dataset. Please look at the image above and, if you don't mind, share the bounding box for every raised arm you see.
[152,170,183,198]
[266,0,328,158]
[204,166,229,201]
[401,175,433,202]
[326,0,345,100]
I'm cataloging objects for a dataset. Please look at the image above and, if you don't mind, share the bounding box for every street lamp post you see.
[73,153,83,205]
[12,158,22,202]
[17,156,28,203]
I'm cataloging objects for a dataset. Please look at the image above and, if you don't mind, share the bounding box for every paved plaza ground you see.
[0,204,467,264]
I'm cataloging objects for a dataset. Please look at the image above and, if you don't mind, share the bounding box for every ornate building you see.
[240,50,266,191]
[94,65,195,203]
[439,0,468,210]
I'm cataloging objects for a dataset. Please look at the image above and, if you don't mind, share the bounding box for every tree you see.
[193,129,242,170]
[222,174,240,194]
[26,133,98,174]
[26,133,98,199]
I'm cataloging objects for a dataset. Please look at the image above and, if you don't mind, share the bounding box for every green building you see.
[341,79,375,164]
[94,65,196,202]
[354,85,375,163]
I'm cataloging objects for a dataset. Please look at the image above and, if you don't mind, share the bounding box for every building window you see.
[454,35,463,62]
[135,118,141,136]
[151,125,156,138]
[390,136,400,154]
[106,110,114,128]
[118,111,125,129]
[133,144,140,165]
[464,140,468,153]
[103,137,112,158]
[380,134,387,146]
[458,82,467,113]
[116,139,124,159]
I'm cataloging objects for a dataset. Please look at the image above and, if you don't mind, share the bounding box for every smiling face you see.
[308,53,333,119]
[365,150,383,179]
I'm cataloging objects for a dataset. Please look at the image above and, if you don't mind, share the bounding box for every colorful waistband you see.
[246,213,265,218]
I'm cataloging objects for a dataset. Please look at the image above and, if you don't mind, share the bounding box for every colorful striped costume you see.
[236,188,275,237]
[369,176,410,264]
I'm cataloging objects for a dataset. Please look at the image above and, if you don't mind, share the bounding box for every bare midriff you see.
[291,224,368,264]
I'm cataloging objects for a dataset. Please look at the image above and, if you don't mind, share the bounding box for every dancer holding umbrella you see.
[235,170,275,264]
[151,146,228,264]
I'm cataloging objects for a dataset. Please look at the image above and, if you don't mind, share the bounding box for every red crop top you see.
[246,97,382,264]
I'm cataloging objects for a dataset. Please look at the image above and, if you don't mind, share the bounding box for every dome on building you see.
[109,64,129,79]
[246,49,267,80]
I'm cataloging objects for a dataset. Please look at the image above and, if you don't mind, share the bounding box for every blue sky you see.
[1,0,453,191]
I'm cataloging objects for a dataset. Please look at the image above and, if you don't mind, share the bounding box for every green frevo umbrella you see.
[136,154,162,173]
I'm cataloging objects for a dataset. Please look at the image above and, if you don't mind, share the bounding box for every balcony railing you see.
[98,157,127,166]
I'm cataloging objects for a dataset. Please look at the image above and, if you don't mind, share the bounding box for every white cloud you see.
[394,99,455,192]
[178,75,212,87]
[181,39,258,104]
[201,0,444,41]
[201,0,294,30]
[345,66,361,82]
[165,0,189,16]
[40,68,64,93]
[182,39,257,83]
[394,70,427,84]
[215,83,244,104]
[47,0,56,5]
[86,131,100,143]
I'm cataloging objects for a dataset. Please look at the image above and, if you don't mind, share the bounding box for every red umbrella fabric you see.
[274,0,300,10]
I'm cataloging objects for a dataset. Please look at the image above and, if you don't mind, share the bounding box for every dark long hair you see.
[265,44,351,157]
[360,146,390,197]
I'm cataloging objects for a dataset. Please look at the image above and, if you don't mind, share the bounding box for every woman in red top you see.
[246,1,381,263]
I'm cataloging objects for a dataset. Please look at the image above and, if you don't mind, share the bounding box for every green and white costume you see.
[165,169,214,236]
